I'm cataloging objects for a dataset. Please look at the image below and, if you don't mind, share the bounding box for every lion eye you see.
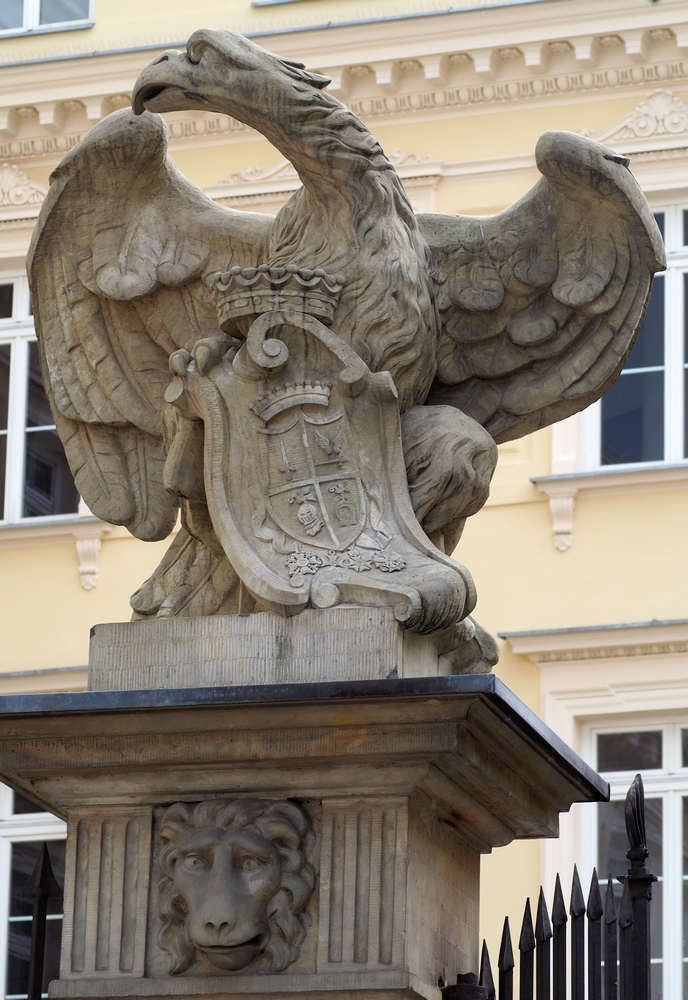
[181,854,210,872]
[241,856,262,872]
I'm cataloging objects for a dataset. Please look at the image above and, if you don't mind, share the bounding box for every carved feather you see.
[420,130,665,443]
[28,108,270,540]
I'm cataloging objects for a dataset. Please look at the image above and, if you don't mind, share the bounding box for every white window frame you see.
[0,783,66,1000]
[557,203,688,475]
[0,273,79,527]
[0,0,93,37]
[578,718,688,1000]
[502,619,688,978]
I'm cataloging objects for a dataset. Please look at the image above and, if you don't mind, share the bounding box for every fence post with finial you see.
[535,888,551,1000]
[480,940,496,1000]
[498,916,514,1000]
[22,842,61,1000]
[552,875,567,1000]
[519,899,535,1000]
[570,866,585,1000]
[587,869,603,1000]
[620,774,657,1000]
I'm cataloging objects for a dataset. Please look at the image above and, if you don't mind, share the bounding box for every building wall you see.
[1,0,688,994]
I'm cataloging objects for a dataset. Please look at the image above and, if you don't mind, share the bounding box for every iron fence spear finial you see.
[519,899,535,1000]
[480,940,496,1000]
[535,889,552,1000]
[22,842,61,1000]
[551,875,567,1000]
[498,916,514,1000]
[619,774,657,1000]
[569,866,585,1000]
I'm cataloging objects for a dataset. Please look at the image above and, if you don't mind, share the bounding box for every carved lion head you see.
[157,798,315,975]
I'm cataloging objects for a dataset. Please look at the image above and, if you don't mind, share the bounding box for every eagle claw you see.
[193,336,236,376]
[169,350,191,376]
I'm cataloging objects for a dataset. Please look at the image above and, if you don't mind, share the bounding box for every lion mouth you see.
[198,933,269,970]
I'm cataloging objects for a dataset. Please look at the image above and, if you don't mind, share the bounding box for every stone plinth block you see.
[0,677,607,1000]
[88,608,449,690]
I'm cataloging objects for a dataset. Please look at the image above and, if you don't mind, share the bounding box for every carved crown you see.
[249,380,332,423]
[213,264,344,330]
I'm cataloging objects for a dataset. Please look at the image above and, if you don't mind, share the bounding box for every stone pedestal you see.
[88,608,449,690]
[0,674,607,1000]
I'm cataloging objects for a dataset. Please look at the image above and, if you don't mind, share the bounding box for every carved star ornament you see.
[28,29,664,665]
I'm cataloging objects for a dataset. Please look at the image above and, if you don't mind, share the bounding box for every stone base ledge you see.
[49,970,433,1000]
[88,607,445,690]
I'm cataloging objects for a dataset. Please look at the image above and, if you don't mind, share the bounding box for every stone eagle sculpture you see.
[28,29,664,649]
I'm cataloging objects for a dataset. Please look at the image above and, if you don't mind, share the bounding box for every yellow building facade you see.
[0,0,686,997]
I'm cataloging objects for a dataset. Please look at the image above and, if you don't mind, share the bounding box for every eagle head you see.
[132,29,331,121]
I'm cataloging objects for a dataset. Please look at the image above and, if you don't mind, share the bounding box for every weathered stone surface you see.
[88,608,497,690]
[0,679,606,1000]
[154,798,315,975]
[27,28,663,641]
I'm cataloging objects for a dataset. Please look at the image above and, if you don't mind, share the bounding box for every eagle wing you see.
[28,109,271,540]
[419,131,665,443]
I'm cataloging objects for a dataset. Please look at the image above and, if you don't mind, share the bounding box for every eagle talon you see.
[169,349,191,377]
[193,336,236,376]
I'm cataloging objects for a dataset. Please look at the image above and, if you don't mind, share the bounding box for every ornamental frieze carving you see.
[583,89,688,146]
[0,162,47,205]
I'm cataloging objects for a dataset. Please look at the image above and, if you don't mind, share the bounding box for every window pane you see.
[40,0,89,23]
[13,790,48,814]
[0,433,6,520]
[23,430,79,517]
[601,369,664,464]
[22,343,79,517]
[0,285,13,319]
[654,212,665,241]
[0,1,23,30]
[26,342,53,429]
[0,343,9,430]
[598,731,663,772]
[7,842,64,1000]
[626,275,664,369]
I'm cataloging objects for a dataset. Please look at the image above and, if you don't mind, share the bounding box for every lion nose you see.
[205,920,234,940]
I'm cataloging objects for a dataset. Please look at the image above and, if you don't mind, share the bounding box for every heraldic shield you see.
[163,269,475,634]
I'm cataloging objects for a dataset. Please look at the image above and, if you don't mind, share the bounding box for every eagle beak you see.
[132,50,204,115]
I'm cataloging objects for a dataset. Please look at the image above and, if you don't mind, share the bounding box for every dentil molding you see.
[5,15,688,165]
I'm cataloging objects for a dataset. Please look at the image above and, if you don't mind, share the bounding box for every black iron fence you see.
[443,774,657,1000]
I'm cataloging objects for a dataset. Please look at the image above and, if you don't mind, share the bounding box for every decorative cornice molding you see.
[502,619,688,665]
[4,42,688,166]
[530,641,688,663]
